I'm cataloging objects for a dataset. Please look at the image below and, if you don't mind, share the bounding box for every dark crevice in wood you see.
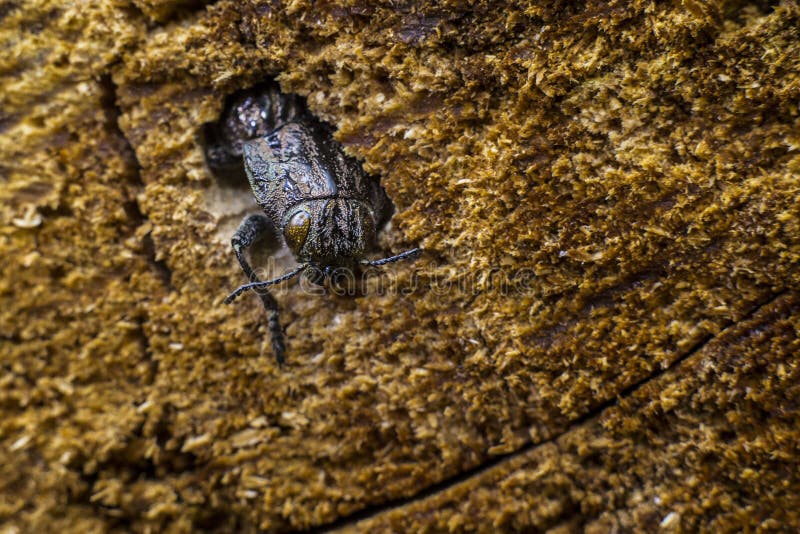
[99,74,175,292]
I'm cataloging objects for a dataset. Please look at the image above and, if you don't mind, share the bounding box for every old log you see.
[1,1,798,532]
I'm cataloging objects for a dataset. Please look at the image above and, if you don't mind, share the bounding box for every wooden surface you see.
[1,1,798,532]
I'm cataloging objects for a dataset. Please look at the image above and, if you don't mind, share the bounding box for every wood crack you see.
[313,289,788,533]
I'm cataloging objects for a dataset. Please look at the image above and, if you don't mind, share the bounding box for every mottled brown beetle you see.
[205,85,420,364]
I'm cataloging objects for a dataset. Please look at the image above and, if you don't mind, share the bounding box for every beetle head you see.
[282,198,376,280]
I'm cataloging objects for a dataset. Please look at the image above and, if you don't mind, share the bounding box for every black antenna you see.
[360,248,422,267]
[224,265,307,304]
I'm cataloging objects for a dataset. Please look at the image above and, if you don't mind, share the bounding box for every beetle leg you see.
[230,213,286,365]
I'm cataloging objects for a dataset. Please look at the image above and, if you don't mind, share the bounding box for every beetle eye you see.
[283,210,311,253]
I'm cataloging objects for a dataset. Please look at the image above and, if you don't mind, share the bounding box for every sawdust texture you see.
[346,292,800,533]
[1,0,798,532]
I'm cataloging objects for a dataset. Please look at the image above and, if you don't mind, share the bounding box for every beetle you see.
[205,85,421,364]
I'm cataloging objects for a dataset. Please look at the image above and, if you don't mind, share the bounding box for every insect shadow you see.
[203,83,421,364]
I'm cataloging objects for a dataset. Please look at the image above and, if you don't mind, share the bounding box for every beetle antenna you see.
[225,265,307,304]
[360,247,422,267]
